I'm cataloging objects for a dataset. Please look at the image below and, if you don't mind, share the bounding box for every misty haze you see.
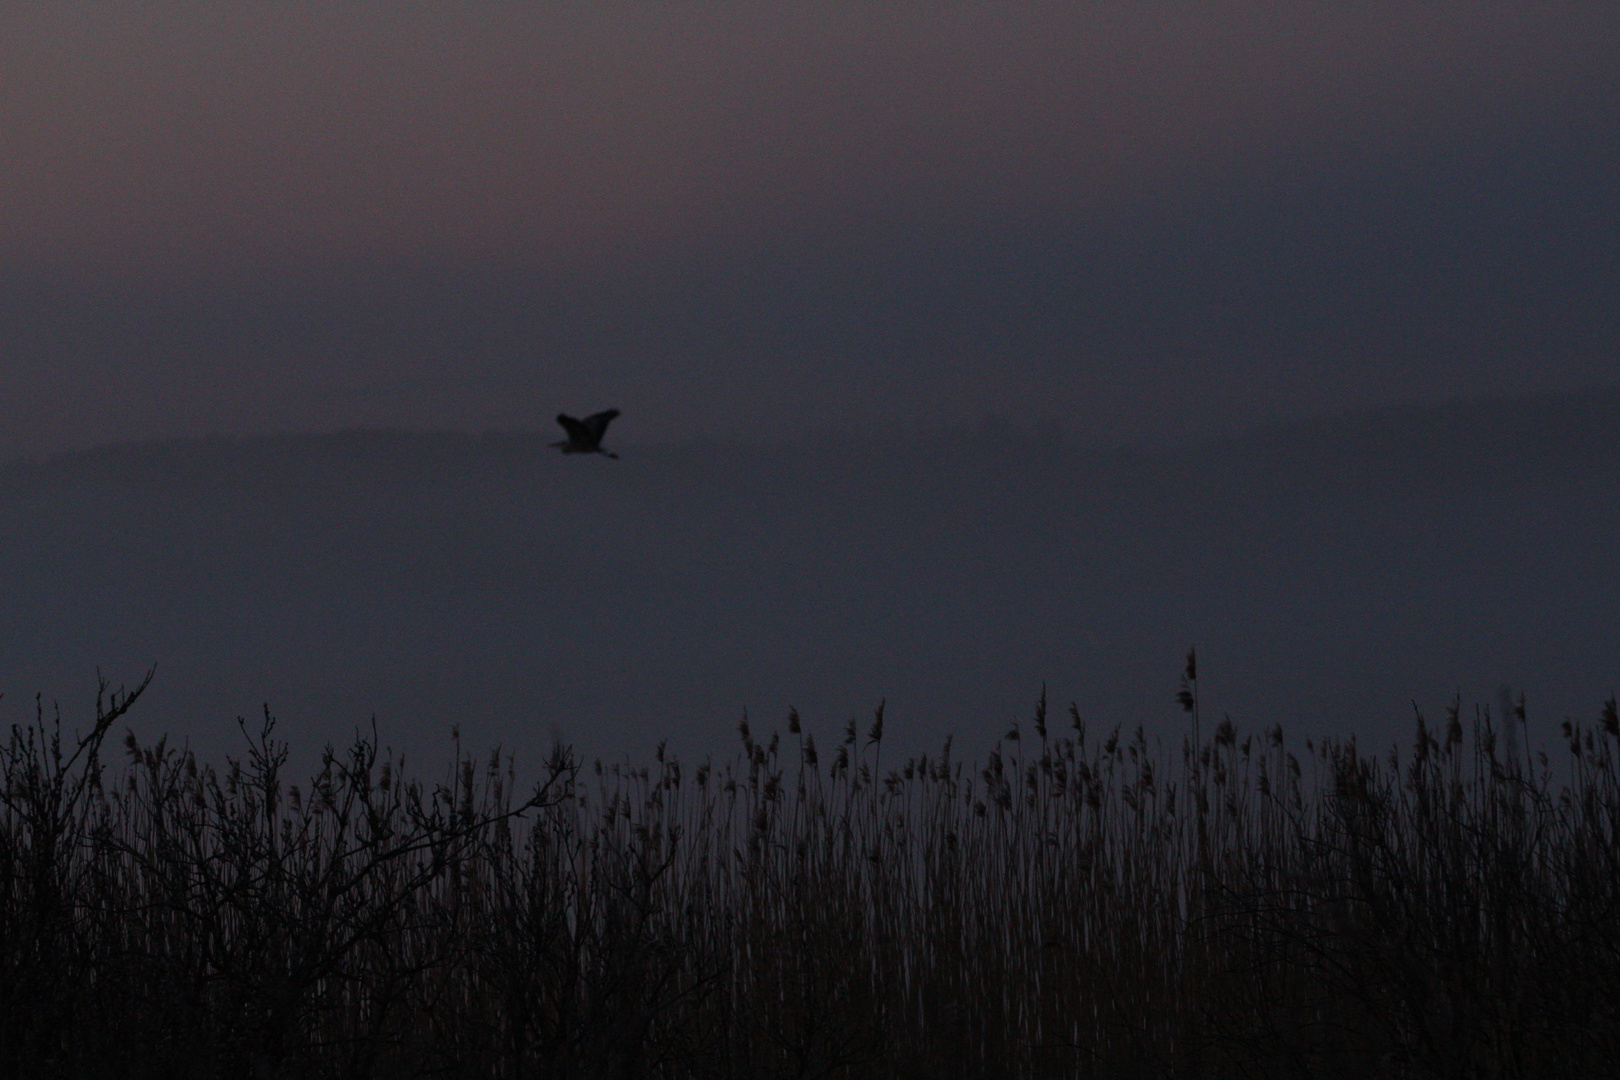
[5,4,1619,1074]
[3,389,1614,771]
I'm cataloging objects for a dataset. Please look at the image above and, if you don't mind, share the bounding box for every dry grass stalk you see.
[1,672,1616,1077]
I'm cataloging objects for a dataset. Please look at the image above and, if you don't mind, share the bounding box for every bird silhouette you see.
[553,409,620,458]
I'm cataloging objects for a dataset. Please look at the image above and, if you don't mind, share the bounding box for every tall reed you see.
[1,670,1615,1078]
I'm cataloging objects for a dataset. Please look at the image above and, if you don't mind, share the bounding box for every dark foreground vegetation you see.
[2,660,1617,1079]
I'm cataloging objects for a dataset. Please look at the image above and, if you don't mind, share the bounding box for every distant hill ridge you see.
[1,383,1614,770]
[6,385,1618,496]
[1202,385,1620,492]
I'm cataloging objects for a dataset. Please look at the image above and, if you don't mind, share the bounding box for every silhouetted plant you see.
[1,673,1616,1078]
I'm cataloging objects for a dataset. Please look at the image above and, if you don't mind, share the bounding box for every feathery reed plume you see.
[2,673,1615,1077]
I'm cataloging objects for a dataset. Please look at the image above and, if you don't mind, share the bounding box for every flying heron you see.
[553,409,620,459]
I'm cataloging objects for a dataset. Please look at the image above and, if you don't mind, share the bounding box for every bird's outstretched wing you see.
[581,409,620,443]
[556,413,591,444]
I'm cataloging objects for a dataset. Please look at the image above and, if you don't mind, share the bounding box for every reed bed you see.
[1,658,1616,1079]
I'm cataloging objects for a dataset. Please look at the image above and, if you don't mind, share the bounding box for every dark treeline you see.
[2,663,1617,1079]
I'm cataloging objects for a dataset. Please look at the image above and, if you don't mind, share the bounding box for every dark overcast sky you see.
[3,3,1617,457]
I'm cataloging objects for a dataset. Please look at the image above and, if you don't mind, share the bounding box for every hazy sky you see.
[3,3,1617,456]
